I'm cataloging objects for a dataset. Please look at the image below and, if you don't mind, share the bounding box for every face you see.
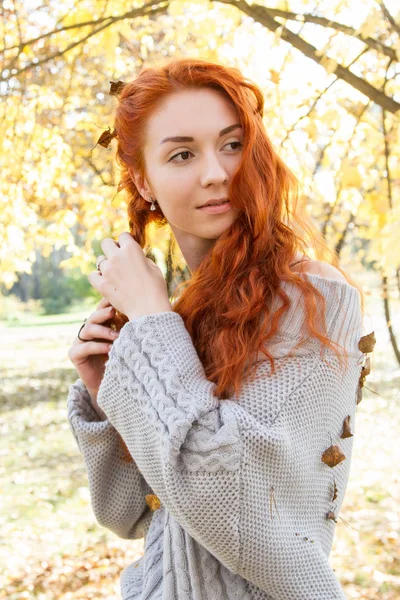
[137,88,243,256]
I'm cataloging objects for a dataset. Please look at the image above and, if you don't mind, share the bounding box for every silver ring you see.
[96,256,107,272]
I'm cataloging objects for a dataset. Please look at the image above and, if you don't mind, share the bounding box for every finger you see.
[88,270,105,291]
[90,305,115,324]
[96,296,113,310]
[101,237,120,256]
[70,340,113,360]
[118,231,135,247]
[95,254,107,271]
[79,322,119,342]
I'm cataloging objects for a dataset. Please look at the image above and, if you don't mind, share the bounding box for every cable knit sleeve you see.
[67,379,154,539]
[96,277,364,599]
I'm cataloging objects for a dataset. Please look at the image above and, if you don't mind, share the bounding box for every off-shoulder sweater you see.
[67,273,364,600]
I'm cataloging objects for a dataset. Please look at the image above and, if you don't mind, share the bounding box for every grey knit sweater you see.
[67,273,364,600]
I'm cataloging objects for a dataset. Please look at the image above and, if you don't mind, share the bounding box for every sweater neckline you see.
[270,272,362,354]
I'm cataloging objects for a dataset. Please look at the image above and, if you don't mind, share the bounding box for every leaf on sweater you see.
[145,494,161,511]
[332,479,338,502]
[356,385,363,405]
[340,415,353,439]
[358,331,376,353]
[321,444,346,467]
[357,356,371,405]
[117,434,133,463]
[326,510,337,523]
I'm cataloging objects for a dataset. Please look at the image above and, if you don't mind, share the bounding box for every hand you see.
[88,232,172,321]
[68,297,119,418]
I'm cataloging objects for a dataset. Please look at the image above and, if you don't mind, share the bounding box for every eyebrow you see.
[160,123,242,145]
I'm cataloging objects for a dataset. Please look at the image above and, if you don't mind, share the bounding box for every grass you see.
[1,282,399,599]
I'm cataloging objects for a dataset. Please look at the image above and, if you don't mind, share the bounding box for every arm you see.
[67,378,154,539]
[97,308,362,598]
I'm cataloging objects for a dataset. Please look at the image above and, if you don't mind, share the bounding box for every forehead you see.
[144,88,240,146]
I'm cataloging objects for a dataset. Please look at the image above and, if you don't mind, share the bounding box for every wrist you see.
[87,389,107,421]
[127,304,173,322]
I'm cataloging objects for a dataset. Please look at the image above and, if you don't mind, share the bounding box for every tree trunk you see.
[381,271,400,365]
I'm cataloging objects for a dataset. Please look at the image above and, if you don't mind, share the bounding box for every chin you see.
[200,211,239,236]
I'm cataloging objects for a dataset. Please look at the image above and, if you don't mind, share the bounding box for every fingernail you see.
[108,345,113,351]
[111,331,119,337]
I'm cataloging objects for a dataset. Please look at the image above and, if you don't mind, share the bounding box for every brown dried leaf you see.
[358,331,376,353]
[96,128,117,148]
[359,356,371,385]
[340,415,353,439]
[321,444,346,467]
[145,494,161,511]
[356,384,363,405]
[117,434,133,463]
[361,356,371,379]
[356,356,371,404]
[326,510,337,522]
[109,80,125,96]
[332,480,338,502]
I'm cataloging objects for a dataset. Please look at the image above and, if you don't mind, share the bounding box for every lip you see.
[197,201,231,215]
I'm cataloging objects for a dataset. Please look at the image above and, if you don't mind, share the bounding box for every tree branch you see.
[380,1,400,36]
[82,155,114,187]
[236,4,396,60]
[1,0,165,54]
[215,0,400,113]
[0,1,169,81]
[282,47,369,145]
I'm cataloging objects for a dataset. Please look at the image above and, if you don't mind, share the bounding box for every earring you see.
[149,197,157,211]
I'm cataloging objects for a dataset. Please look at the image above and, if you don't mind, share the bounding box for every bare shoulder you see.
[294,260,348,283]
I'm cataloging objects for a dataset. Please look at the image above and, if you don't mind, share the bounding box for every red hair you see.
[109,58,363,403]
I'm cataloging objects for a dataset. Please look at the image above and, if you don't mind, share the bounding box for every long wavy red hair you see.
[109,58,363,406]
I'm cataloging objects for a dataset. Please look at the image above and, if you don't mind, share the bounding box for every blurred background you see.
[0,0,399,598]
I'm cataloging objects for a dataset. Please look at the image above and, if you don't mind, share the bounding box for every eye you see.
[223,141,243,151]
[168,150,194,163]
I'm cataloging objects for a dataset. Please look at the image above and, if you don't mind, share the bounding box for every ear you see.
[128,168,152,200]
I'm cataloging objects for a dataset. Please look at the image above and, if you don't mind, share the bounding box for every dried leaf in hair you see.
[340,415,353,439]
[145,494,161,511]
[109,80,125,96]
[321,444,346,467]
[97,128,117,148]
[358,331,376,353]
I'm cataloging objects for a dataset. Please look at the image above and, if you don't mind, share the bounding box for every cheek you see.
[155,167,197,203]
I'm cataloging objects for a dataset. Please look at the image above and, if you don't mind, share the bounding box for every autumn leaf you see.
[326,510,337,523]
[96,128,117,149]
[332,479,338,501]
[269,69,280,84]
[145,494,161,511]
[340,415,353,439]
[322,444,346,467]
[358,331,376,353]
[109,80,125,96]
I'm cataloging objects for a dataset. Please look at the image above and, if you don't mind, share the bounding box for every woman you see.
[67,58,365,600]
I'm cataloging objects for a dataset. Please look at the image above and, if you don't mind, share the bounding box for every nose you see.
[199,152,228,188]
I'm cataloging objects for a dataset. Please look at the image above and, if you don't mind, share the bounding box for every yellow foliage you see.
[0,0,399,285]
[341,160,362,189]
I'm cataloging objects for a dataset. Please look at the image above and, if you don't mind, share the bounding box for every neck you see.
[169,225,217,272]
[169,223,307,274]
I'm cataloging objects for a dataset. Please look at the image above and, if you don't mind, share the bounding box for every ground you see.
[1,275,399,599]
